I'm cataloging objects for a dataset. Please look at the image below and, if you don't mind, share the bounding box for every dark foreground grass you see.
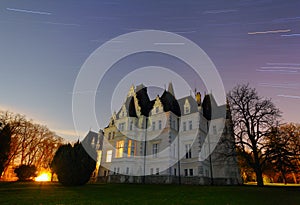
[0,182,299,205]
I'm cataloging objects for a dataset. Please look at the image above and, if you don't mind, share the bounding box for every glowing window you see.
[106,150,112,162]
[116,140,124,158]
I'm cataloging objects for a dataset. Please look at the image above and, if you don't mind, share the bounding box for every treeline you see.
[0,110,63,179]
[228,84,300,186]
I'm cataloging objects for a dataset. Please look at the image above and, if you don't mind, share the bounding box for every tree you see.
[14,164,37,181]
[51,141,96,186]
[227,84,281,186]
[0,124,12,177]
[0,110,63,179]
[266,123,300,184]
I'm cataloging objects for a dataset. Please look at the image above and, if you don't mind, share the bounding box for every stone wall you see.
[96,175,240,185]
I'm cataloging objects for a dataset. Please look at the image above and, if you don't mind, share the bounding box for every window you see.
[117,167,120,174]
[156,107,159,113]
[189,121,192,130]
[119,123,125,131]
[152,121,156,131]
[113,167,116,175]
[104,170,107,176]
[152,143,158,158]
[199,166,203,175]
[185,107,190,114]
[158,120,162,130]
[174,168,177,176]
[185,144,191,159]
[183,122,186,131]
[189,169,193,176]
[156,168,159,175]
[130,121,133,130]
[184,169,188,176]
[150,168,153,175]
[213,125,217,135]
[112,132,115,139]
[126,167,129,175]
[108,132,111,140]
[127,140,136,157]
[116,140,124,158]
[106,150,112,162]
[205,169,209,177]
[172,120,176,129]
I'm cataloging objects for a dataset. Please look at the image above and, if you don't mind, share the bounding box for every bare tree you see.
[0,110,63,178]
[227,84,281,186]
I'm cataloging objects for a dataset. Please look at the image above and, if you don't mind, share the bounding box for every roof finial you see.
[168,82,175,97]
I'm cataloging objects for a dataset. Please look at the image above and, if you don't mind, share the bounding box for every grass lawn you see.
[0,182,299,205]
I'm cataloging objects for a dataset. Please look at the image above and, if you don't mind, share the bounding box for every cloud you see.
[43,22,80,27]
[248,29,291,35]
[53,129,86,138]
[6,7,52,15]
[281,33,300,37]
[277,94,300,99]
[267,63,300,66]
[258,82,300,89]
[256,69,297,73]
[154,42,185,45]
[203,9,238,14]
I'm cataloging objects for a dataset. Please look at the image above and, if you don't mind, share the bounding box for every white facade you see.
[97,83,241,184]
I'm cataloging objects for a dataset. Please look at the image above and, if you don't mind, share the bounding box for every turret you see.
[195,92,201,106]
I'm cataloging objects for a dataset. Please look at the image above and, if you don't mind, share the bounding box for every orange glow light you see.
[35,172,51,182]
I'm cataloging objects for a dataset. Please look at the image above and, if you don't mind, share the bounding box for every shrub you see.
[14,164,37,181]
[51,141,96,186]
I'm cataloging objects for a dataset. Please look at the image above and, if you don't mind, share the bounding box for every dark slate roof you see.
[177,95,199,115]
[160,90,181,116]
[82,130,103,150]
[202,94,226,120]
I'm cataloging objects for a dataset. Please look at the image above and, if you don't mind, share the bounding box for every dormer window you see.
[184,99,191,114]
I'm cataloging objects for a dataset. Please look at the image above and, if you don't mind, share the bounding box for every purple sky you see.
[0,0,299,141]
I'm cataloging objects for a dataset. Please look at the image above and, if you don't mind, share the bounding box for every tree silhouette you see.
[0,124,11,177]
[51,141,96,186]
[228,84,281,186]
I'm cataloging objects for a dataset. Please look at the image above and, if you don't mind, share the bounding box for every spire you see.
[167,82,175,97]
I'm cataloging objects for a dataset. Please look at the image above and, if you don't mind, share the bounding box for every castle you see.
[85,83,241,185]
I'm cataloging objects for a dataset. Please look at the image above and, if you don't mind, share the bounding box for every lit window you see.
[106,150,112,162]
[152,143,158,158]
[183,122,186,131]
[189,121,192,130]
[185,144,191,159]
[116,140,124,158]
[127,140,136,157]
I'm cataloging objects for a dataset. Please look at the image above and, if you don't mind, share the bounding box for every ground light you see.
[35,172,51,182]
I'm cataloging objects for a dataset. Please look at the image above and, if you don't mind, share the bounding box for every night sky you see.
[1,0,299,141]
